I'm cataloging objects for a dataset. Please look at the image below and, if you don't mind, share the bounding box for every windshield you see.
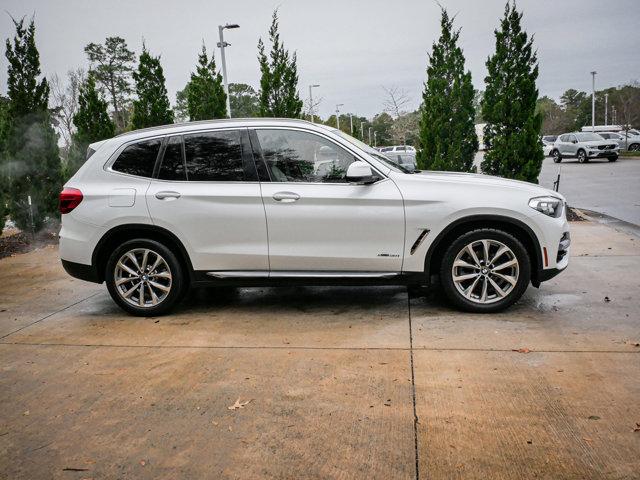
[575,133,603,142]
[332,129,413,173]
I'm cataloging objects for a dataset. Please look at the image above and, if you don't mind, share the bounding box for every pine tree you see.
[417,8,478,172]
[84,37,135,132]
[66,73,115,177]
[186,45,227,120]
[131,46,174,130]
[481,2,543,183]
[4,18,62,231]
[257,10,303,118]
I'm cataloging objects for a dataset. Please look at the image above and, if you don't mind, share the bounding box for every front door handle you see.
[272,191,300,203]
[155,191,181,200]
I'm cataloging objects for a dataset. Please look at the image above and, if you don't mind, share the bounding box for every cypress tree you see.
[481,2,543,183]
[66,73,115,177]
[131,46,174,129]
[0,96,9,230]
[257,10,303,118]
[186,44,227,120]
[417,8,478,172]
[4,18,62,231]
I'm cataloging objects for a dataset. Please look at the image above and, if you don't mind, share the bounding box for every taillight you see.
[59,187,83,214]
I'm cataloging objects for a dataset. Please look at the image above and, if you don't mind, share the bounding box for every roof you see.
[115,118,322,139]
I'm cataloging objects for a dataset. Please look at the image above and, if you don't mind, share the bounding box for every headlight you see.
[529,196,563,218]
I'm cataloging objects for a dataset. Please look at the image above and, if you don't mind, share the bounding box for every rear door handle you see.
[272,191,300,203]
[155,191,181,200]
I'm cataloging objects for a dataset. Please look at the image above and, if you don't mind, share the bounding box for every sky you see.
[1,0,639,119]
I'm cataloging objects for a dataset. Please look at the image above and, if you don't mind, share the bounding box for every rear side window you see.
[112,139,161,178]
[184,131,244,181]
[158,136,186,181]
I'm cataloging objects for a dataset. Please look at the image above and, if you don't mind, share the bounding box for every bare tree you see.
[382,85,410,118]
[304,95,323,121]
[50,68,86,156]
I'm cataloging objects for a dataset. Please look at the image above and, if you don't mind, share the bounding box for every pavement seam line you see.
[0,292,101,341]
[407,290,420,480]
[0,342,639,354]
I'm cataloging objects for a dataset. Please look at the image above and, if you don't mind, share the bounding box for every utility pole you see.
[604,93,608,126]
[590,71,597,131]
[335,104,344,130]
[218,23,240,118]
[308,84,320,122]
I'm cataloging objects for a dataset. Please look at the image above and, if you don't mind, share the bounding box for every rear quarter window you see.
[111,138,162,178]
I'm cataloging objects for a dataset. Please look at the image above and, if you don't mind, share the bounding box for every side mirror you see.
[572,140,578,144]
[346,161,376,184]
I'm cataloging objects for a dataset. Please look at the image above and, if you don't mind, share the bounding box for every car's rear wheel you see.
[552,150,562,163]
[106,239,185,316]
[577,149,587,163]
[628,143,639,152]
[439,229,531,313]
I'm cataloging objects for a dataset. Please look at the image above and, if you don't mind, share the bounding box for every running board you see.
[206,271,401,279]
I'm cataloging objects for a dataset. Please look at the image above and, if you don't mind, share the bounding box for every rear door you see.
[252,127,405,273]
[146,129,269,273]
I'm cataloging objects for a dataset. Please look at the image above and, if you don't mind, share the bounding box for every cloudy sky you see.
[1,0,639,118]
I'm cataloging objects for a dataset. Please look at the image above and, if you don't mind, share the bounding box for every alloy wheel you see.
[451,239,519,304]
[114,248,172,308]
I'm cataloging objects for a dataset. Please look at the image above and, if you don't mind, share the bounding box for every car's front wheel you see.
[608,155,618,162]
[552,150,562,163]
[577,149,588,163]
[105,239,185,316]
[439,229,531,313]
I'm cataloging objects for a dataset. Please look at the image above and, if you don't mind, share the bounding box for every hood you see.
[582,140,615,147]
[412,170,563,199]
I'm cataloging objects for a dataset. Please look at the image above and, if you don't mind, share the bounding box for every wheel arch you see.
[92,224,194,283]
[424,215,543,284]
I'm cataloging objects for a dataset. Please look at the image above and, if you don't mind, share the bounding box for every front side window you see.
[183,130,244,181]
[256,129,357,183]
[111,138,162,177]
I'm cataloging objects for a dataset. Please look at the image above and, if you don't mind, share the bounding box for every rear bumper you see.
[61,259,102,284]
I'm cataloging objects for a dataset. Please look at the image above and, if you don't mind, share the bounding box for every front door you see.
[146,129,269,272]
[252,128,405,273]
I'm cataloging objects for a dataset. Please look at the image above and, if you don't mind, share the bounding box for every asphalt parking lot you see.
[1,220,640,479]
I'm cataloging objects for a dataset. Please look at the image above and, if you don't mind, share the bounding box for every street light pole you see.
[218,23,240,118]
[335,104,344,130]
[349,114,353,135]
[374,131,377,147]
[368,127,372,145]
[360,121,365,140]
[604,93,608,126]
[308,84,320,122]
[590,71,597,131]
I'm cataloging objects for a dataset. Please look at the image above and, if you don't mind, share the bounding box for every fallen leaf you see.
[139,460,146,466]
[634,423,640,432]
[583,437,593,443]
[228,398,252,410]
[513,348,531,354]
[604,296,611,303]
[23,410,29,416]
[588,415,600,421]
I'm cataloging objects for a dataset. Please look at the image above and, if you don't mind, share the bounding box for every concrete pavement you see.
[1,221,639,479]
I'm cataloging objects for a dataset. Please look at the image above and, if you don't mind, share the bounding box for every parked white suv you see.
[59,119,570,316]
[551,132,619,163]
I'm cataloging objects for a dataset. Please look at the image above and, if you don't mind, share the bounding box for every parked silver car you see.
[551,132,619,163]
[383,151,417,171]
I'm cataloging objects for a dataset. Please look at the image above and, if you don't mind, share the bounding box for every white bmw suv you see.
[59,119,570,316]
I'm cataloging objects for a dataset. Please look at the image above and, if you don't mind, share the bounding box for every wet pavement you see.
[1,221,639,479]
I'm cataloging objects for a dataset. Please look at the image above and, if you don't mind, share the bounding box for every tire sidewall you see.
[439,229,531,313]
[577,149,587,163]
[105,239,184,316]
[552,150,561,163]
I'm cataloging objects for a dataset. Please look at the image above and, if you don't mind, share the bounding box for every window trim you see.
[249,126,387,185]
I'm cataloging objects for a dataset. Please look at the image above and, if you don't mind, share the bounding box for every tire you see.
[628,143,639,152]
[608,155,618,162]
[577,149,587,163]
[552,150,562,163]
[105,239,185,316]
[439,229,531,313]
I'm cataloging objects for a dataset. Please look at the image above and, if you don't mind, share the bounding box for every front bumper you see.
[587,149,618,158]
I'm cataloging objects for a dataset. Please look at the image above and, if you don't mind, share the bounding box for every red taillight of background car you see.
[59,187,83,214]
